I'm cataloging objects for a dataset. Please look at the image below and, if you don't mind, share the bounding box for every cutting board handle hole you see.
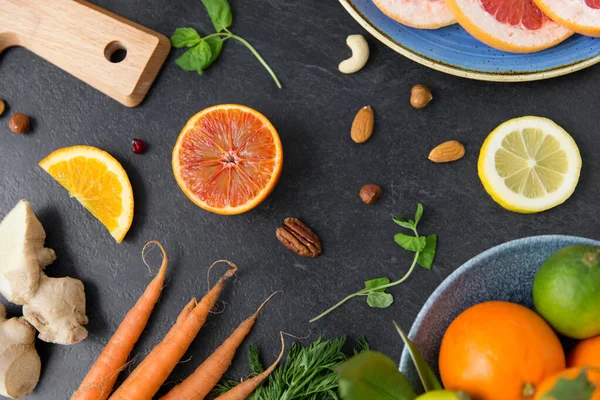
[104,41,127,63]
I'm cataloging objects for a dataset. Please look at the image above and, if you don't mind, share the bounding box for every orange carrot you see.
[215,332,286,400]
[108,261,238,400]
[159,292,280,400]
[72,241,170,400]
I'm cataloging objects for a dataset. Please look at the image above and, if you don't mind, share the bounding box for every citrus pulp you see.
[478,116,581,213]
[172,104,283,215]
[445,0,573,52]
[373,0,456,29]
[39,146,134,243]
[533,245,600,339]
[534,0,600,37]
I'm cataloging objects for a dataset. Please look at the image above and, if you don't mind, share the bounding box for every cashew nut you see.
[339,34,370,74]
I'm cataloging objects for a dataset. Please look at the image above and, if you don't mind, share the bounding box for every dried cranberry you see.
[131,138,147,154]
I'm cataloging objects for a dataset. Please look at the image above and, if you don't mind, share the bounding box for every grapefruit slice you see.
[534,0,600,37]
[172,104,283,215]
[445,0,573,52]
[373,0,457,29]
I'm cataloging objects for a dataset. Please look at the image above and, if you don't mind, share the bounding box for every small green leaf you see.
[414,203,424,226]
[175,47,199,71]
[393,216,414,230]
[394,234,426,253]
[248,345,264,374]
[417,235,437,270]
[364,277,390,291]
[393,321,443,392]
[338,351,417,400]
[171,27,201,48]
[367,292,394,308]
[542,370,596,400]
[203,36,224,68]
[201,0,233,32]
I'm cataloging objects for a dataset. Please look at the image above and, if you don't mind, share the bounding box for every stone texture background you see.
[0,0,599,398]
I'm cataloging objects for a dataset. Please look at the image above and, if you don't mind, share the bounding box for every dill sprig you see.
[210,337,369,400]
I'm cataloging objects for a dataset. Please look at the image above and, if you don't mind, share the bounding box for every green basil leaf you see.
[417,235,437,270]
[414,203,424,227]
[203,36,224,68]
[364,277,390,291]
[171,27,201,48]
[542,370,595,400]
[393,321,443,392]
[175,47,199,71]
[338,351,417,400]
[393,216,414,230]
[201,0,233,32]
[192,41,213,75]
[367,292,394,308]
[394,234,426,253]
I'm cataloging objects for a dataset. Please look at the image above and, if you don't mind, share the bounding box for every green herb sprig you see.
[211,337,369,400]
[310,204,437,323]
[171,0,282,88]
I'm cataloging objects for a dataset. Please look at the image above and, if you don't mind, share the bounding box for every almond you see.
[351,106,374,143]
[428,140,465,163]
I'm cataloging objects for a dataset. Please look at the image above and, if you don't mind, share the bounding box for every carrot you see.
[108,261,238,400]
[72,241,170,400]
[215,332,286,400]
[159,291,280,400]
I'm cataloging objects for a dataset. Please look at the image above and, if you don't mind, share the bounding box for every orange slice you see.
[39,146,134,243]
[534,0,600,37]
[172,104,283,215]
[445,0,573,52]
[374,0,457,29]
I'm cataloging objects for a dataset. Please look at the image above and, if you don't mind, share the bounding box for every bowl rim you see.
[338,0,600,82]
[399,234,600,372]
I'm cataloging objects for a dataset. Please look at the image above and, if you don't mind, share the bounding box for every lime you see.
[416,390,471,400]
[533,245,600,339]
[478,116,581,213]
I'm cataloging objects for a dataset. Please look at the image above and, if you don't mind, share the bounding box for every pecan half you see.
[276,218,322,258]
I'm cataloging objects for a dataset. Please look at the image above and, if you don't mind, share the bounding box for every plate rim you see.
[398,234,600,372]
[339,0,600,82]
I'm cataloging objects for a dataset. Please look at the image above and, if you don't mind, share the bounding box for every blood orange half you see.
[534,0,600,37]
[373,0,457,29]
[445,0,573,52]
[172,104,283,215]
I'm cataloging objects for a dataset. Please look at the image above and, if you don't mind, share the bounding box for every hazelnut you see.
[0,100,5,116]
[360,184,382,204]
[9,113,30,134]
[410,84,433,109]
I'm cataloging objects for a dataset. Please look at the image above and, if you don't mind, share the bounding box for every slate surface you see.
[0,0,599,398]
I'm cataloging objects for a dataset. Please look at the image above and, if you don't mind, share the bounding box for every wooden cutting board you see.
[0,0,171,107]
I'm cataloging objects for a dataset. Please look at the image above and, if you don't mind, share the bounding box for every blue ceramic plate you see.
[339,0,600,81]
[398,235,600,392]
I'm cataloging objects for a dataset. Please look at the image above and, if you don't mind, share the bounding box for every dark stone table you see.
[1,1,599,398]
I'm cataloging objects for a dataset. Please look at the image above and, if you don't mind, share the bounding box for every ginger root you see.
[0,200,88,345]
[0,304,41,399]
[0,201,56,304]
[23,274,88,345]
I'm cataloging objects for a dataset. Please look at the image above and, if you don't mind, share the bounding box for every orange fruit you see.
[534,0,600,37]
[568,336,600,368]
[439,301,566,400]
[373,0,456,29]
[172,104,283,215]
[39,146,134,243]
[444,0,573,52]
[534,367,600,400]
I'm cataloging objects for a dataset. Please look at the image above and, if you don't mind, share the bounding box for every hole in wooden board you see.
[104,41,127,63]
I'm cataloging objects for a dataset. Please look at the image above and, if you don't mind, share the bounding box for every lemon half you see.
[478,116,581,213]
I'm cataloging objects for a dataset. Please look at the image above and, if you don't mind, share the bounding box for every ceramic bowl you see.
[339,0,600,81]
[398,235,600,392]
